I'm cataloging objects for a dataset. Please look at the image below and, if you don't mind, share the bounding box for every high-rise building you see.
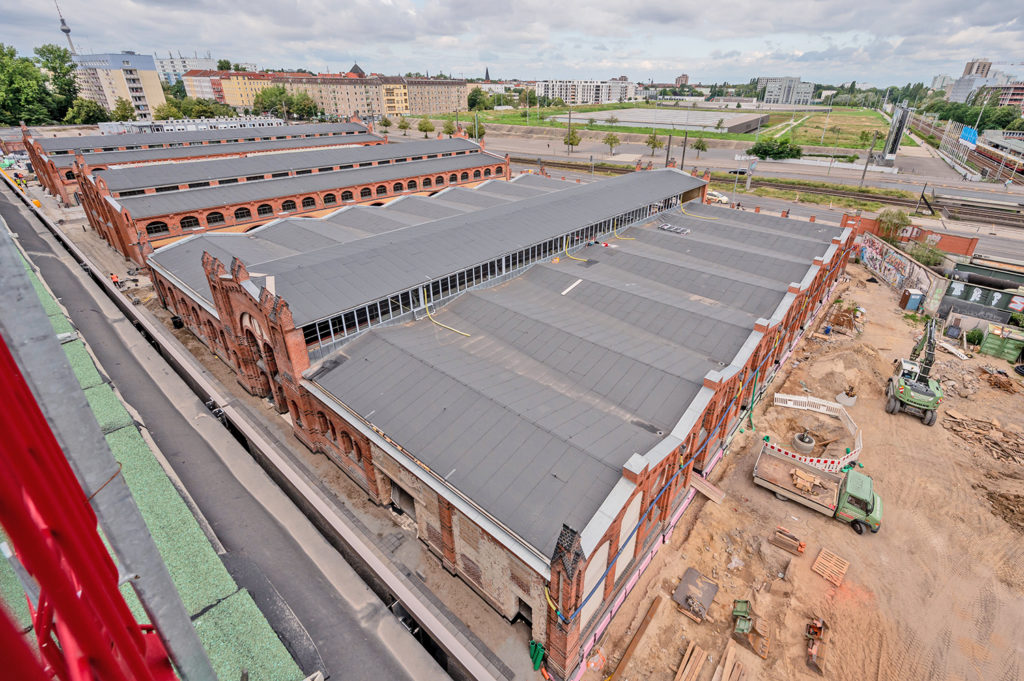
[535,79,638,105]
[758,77,814,105]
[675,74,689,87]
[947,75,993,103]
[73,52,166,120]
[963,59,992,78]
[155,54,217,84]
[931,74,954,91]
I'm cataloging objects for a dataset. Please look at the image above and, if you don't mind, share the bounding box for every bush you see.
[1010,312,1024,328]
[966,328,985,346]
[749,137,802,160]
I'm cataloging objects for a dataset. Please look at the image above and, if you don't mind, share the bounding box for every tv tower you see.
[55,0,76,54]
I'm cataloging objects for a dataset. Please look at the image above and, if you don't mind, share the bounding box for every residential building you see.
[535,79,638,105]
[145,169,852,680]
[405,78,467,114]
[931,74,954,91]
[947,75,993,103]
[758,77,814,105]
[277,75,383,120]
[79,137,505,262]
[963,59,992,78]
[24,121,377,206]
[182,70,220,100]
[997,81,1024,113]
[220,72,276,109]
[380,77,410,118]
[154,54,217,84]
[675,74,689,87]
[72,51,166,120]
[280,74,468,119]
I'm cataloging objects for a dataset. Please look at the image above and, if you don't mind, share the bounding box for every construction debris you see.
[731,600,770,659]
[983,371,1019,393]
[768,526,806,555]
[938,341,969,360]
[790,468,826,494]
[805,617,828,674]
[811,548,850,587]
[934,360,982,398]
[672,640,706,681]
[714,640,748,681]
[608,596,661,681]
[943,410,1024,464]
[672,567,718,624]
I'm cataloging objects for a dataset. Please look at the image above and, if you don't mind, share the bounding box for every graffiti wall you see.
[860,234,947,313]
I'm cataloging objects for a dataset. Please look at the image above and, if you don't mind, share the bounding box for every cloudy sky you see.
[6,0,1022,86]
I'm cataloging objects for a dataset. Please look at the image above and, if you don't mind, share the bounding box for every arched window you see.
[484,168,492,177]
[206,211,225,225]
[281,199,296,212]
[328,421,337,441]
[180,215,200,230]
[339,432,354,454]
[473,169,481,179]
[323,193,337,204]
[359,187,371,198]
[407,179,418,190]
[449,174,457,183]
[393,182,404,193]
[289,401,302,427]
[317,411,329,434]
[460,172,469,181]
[495,166,504,175]
[376,185,387,196]
[422,177,432,188]
[342,190,354,201]
[435,175,445,185]
[257,203,273,216]
[301,196,316,208]
[235,207,252,220]
[145,221,169,235]
[64,170,75,180]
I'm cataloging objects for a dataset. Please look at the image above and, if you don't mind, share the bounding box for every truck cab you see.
[835,471,882,534]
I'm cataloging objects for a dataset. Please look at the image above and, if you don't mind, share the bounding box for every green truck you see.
[885,319,943,426]
[753,446,882,534]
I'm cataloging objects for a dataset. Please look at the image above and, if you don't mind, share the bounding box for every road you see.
[0,185,447,681]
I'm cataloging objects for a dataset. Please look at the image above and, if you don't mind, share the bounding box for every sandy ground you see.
[584,264,1024,681]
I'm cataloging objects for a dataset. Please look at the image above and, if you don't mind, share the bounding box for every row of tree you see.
[1,42,81,125]
[921,96,1024,131]
[377,116,486,139]
[251,86,321,120]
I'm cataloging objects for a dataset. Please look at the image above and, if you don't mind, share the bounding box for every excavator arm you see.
[917,320,937,379]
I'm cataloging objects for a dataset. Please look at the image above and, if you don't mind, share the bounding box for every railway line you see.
[512,156,1024,228]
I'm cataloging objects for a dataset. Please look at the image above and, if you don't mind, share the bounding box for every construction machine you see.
[885,319,943,426]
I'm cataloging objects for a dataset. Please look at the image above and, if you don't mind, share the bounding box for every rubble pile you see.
[942,409,1024,465]
[933,360,981,399]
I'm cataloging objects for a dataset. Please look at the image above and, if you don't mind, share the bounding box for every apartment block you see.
[73,52,166,120]
[154,55,217,84]
[758,77,814,105]
[535,79,638,105]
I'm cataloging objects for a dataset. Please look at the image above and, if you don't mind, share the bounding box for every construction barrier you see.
[766,393,863,472]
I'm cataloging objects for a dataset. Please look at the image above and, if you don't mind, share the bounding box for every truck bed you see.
[753,446,843,516]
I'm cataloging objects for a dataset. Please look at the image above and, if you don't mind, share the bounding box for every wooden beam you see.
[609,596,663,681]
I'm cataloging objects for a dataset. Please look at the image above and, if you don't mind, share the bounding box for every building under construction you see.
[147,169,854,678]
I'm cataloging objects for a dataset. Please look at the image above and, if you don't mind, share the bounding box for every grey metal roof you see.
[79,134,384,167]
[99,139,481,192]
[306,199,842,555]
[118,153,504,218]
[35,122,368,153]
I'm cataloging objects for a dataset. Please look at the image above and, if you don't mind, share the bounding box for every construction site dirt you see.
[581,265,1024,681]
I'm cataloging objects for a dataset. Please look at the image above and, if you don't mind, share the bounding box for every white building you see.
[73,51,166,120]
[947,75,993,103]
[757,77,814,105]
[155,55,218,84]
[98,116,284,135]
[535,79,638,105]
[931,74,954,91]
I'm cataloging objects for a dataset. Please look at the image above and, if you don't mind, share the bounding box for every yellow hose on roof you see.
[422,286,471,337]
[563,235,588,261]
[681,208,718,220]
[613,223,635,240]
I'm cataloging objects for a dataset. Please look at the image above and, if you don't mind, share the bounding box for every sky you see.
[5,0,1023,87]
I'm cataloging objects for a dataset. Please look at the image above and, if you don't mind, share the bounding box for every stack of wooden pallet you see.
[673,641,706,681]
[768,526,806,555]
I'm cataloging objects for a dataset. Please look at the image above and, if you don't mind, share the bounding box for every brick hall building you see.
[23,121,375,206]
[147,171,853,679]
[79,138,508,264]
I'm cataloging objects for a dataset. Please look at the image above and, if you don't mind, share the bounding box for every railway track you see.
[511,156,1024,228]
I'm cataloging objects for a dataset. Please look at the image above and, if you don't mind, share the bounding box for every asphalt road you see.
[0,186,446,681]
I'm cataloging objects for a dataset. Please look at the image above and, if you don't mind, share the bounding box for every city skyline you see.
[5,0,1022,87]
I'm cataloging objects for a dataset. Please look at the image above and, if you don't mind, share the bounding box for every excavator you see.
[885,319,943,426]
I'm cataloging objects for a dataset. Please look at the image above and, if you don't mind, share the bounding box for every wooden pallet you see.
[673,640,706,681]
[690,474,726,504]
[768,526,806,555]
[811,548,850,587]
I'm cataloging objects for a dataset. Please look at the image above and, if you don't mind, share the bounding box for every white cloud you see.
[3,0,1021,84]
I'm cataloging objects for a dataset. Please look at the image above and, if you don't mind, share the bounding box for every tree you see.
[162,80,186,100]
[467,86,493,111]
[877,208,911,243]
[442,120,455,136]
[111,97,136,121]
[749,137,802,159]
[564,128,581,153]
[859,130,872,145]
[217,59,231,70]
[587,117,596,128]
[290,91,319,119]
[0,43,54,125]
[691,137,708,158]
[645,132,664,155]
[153,101,184,120]
[397,117,410,135]
[418,118,435,137]
[63,97,108,124]
[232,63,247,72]
[551,97,565,107]
[736,101,742,108]
[465,120,485,139]
[715,118,724,130]
[603,132,620,155]
[34,44,77,120]
[379,116,392,132]
[607,115,619,124]
[252,86,291,117]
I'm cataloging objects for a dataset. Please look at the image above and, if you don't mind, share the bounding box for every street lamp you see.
[820,92,834,145]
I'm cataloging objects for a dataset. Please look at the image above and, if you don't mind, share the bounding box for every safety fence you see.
[764,393,863,472]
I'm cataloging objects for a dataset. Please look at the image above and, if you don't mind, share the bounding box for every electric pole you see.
[859,130,879,188]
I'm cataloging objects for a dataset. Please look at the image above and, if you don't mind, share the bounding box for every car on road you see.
[727,168,749,175]
[706,190,729,204]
